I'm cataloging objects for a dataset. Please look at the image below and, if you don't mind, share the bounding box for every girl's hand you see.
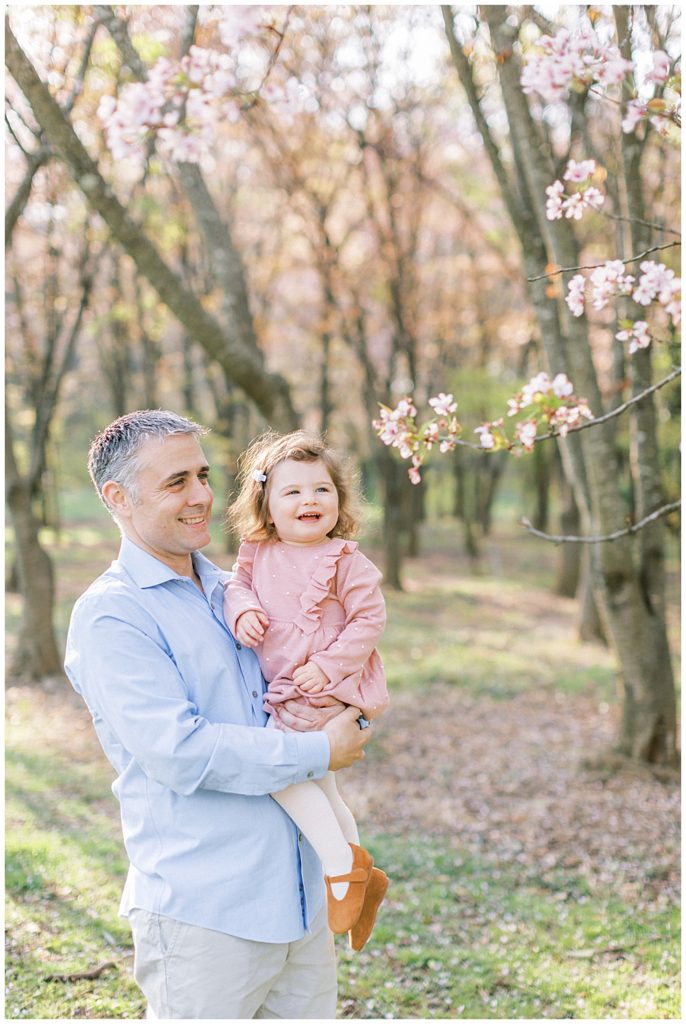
[292,661,329,693]
[235,609,269,647]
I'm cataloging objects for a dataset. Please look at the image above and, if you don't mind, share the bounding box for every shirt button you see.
[235,642,242,650]
[298,833,304,842]
[252,690,258,698]
[306,771,314,778]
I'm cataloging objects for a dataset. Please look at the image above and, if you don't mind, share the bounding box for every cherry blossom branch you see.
[521,500,680,544]
[528,240,680,282]
[532,366,681,442]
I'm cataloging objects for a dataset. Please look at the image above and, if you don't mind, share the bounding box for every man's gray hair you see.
[88,409,208,513]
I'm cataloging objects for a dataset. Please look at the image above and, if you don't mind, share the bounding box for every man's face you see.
[113,433,214,572]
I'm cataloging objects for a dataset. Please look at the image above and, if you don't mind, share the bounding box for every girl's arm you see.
[223,542,267,635]
[307,550,386,687]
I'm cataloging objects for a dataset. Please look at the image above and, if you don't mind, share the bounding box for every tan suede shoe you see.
[348,866,389,951]
[325,843,373,933]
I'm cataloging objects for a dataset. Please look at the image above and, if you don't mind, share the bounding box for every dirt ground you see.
[341,684,680,913]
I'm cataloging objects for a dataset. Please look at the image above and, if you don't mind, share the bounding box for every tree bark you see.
[5,412,63,679]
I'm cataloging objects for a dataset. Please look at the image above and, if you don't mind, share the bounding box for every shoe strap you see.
[326,867,369,885]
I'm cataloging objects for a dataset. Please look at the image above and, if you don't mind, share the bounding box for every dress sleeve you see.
[308,550,386,687]
[223,541,265,634]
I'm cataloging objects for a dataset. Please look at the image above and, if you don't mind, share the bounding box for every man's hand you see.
[235,609,269,647]
[324,705,372,771]
[292,661,329,693]
[271,694,346,732]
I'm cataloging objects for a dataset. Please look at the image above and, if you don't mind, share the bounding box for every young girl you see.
[224,430,389,950]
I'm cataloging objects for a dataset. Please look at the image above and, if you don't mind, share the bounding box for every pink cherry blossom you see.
[521,372,552,406]
[582,186,605,210]
[562,192,586,220]
[218,6,266,47]
[564,159,596,183]
[515,419,538,451]
[645,50,671,85]
[428,392,458,416]
[552,373,574,399]
[632,260,675,306]
[545,180,565,220]
[423,422,440,446]
[566,274,587,317]
[659,278,681,326]
[616,321,652,354]
[474,425,496,449]
[589,261,635,310]
[622,99,648,133]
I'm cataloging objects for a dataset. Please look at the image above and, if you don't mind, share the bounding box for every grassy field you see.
[5,502,681,1019]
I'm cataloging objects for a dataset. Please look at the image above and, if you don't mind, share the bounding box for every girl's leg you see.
[314,771,359,846]
[271,781,353,899]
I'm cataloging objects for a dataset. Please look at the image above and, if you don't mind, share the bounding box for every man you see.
[64,409,373,1019]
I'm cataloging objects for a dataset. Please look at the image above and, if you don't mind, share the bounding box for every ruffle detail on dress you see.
[293,539,358,635]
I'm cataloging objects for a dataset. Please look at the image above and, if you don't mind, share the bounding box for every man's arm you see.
[66,595,333,798]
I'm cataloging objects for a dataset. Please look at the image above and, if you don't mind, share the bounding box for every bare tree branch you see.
[5,144,50,246]
[521,500,680,544]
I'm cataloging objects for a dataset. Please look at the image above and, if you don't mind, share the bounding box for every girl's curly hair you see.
[227,430,361,542]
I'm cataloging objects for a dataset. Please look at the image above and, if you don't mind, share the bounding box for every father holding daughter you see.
[65,409,389,1020]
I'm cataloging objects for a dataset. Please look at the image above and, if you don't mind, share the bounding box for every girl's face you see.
[267,458,339,546]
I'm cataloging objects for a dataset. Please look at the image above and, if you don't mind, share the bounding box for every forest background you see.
[5,4,681,1020]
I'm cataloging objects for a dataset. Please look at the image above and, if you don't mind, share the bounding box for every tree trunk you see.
[5,417,62,679]
[443,5,677,763]
[378,447,405,589]
[554,471,581,598]
[577,549,607,645]
[479,453,505,537]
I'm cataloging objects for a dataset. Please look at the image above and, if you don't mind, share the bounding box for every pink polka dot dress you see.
[224,538,389,719]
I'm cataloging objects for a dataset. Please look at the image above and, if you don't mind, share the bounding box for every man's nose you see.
[189,476,211,503]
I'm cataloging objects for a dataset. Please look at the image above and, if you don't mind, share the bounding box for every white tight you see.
[271,772,359,898]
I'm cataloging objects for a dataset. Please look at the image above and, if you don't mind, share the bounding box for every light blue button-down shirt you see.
[64,537,330,942]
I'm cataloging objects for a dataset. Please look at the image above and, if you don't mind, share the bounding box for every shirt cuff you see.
[290,730,330,781]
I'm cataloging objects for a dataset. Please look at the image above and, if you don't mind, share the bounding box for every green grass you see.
[336,834,680,1019]
[5,694,142,1019]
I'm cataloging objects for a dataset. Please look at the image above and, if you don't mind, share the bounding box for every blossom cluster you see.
[373,376,594,482]
[545,159,605,221]
[521,27,634,104]
[521,24,676,136]
[97,9,281,165]
[565,259,681,352]
[373,394,461,484]
[476,372,593,452]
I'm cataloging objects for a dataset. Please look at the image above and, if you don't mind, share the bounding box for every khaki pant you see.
[129,905,337,1019]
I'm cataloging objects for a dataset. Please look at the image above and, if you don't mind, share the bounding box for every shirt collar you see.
[117,537,229,592]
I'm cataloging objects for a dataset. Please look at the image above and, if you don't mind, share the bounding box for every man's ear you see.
[101,480,130,518]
